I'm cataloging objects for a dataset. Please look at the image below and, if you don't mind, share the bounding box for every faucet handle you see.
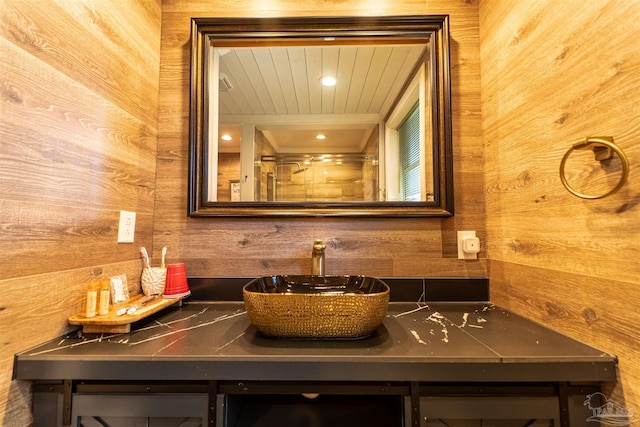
[313,239,325,250]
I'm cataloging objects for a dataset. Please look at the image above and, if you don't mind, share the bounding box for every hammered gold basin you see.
[243,275,390,339]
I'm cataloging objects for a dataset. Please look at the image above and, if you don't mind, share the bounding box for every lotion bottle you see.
[85,280,98,318]
[98,277,111,316]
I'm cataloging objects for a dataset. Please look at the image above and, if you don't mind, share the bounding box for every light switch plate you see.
[117,210,136,243]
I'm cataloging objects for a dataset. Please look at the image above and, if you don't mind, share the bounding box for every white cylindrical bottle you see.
[85,280,98,318]
[98,278,110,316]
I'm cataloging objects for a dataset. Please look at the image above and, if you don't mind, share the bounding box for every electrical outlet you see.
[457,230,480,260]
[117,210,136,243]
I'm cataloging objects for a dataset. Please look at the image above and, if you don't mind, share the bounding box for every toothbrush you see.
[140,247,151,269]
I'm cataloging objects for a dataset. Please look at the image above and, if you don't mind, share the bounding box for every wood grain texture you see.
[0,260,147,423]
[480,0,640,410]
[1,5,159,279]
[0,0,162,424]
[155,0,486,276]
[0,0,160,125]
[490,260,639,410]
[68,294,186,334]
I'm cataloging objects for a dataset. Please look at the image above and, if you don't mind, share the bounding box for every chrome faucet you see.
[311,239,326,276]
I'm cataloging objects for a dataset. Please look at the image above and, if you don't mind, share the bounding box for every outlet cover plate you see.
[117,210,136,243]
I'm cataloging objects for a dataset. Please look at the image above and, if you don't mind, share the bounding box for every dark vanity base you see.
[31,379,602,426]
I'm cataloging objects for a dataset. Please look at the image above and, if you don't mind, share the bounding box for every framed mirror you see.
[189,15,453,217]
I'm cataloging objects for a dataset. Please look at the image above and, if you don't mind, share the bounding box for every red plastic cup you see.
[163,263,190,298]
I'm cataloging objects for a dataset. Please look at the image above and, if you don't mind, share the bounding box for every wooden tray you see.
[69,294,187,334]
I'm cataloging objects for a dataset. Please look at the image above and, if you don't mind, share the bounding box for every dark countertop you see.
[14,301,617,384]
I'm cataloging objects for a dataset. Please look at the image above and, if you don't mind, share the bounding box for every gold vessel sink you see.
[243,275,390,339]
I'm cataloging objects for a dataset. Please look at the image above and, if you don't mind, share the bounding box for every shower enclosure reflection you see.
[260,154,379,202]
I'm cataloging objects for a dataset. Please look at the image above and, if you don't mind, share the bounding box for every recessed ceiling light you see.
[320,76,336,87]
[221,134,232,141]
[316,134,326,140]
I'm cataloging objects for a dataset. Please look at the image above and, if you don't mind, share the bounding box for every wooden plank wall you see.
[156,1,486,279]
[8,0,637,422]
[480,0,640,410]
[0,0,161,424]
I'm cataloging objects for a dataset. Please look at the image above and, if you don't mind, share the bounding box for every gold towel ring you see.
[560,137,629,199]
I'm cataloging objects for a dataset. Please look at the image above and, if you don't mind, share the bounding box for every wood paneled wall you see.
[480,0,640,410]
[0,0,162,424]
[5,0,636,422]
[155,1,486,278]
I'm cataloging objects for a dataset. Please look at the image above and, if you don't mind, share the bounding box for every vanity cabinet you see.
[31,380,598,427]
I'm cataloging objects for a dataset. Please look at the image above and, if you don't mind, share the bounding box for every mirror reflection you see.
[189,16,453,216]
[213,42,431,203]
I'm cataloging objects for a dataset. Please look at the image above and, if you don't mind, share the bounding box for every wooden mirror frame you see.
[188,15,453,217]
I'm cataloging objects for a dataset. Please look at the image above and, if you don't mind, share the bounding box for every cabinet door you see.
[71,394,208,426]
[406,396,560,427]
